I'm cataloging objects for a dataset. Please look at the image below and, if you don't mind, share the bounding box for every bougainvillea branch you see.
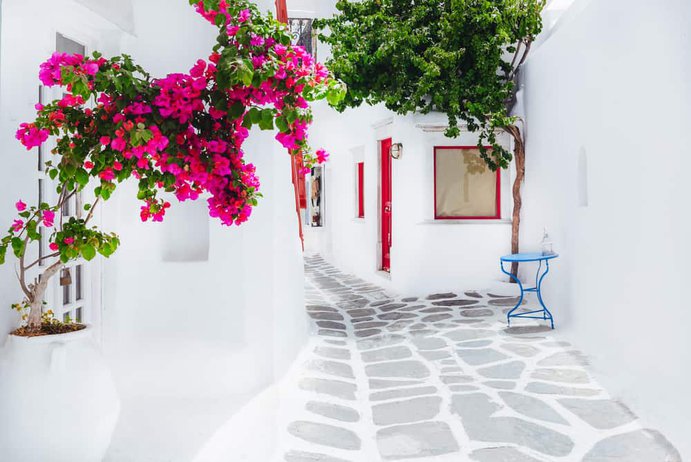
[1,0,345,330]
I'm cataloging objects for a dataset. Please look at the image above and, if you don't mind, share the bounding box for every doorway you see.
[380,138,392,272]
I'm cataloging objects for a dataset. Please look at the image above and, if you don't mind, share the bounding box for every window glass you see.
[434,147,499,219]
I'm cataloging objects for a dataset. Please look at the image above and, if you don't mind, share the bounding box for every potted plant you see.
[0,1,344,460]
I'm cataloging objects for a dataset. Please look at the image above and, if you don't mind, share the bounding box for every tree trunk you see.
[26,261,63,329]
[505,124,525,280]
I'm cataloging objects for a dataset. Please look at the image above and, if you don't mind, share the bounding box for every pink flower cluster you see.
[15,123,49,150]
[38,52,103,87]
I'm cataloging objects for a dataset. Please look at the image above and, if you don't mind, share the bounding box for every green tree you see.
[315,0,544,276]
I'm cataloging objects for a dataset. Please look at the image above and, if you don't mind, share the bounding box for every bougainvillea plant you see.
[315,0,543,276]
[1,0,345,332]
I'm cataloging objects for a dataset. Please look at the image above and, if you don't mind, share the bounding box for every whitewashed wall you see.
[521,0,691,457]
[0,1,309,461]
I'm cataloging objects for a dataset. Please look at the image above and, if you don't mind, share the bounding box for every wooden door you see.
[380,138,392,272]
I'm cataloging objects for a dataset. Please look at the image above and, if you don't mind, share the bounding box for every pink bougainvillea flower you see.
[15,123,49,150]
[35,103,44,111]
[113,160,123,171]
[49,242,59,252]
[99,136,111,146]
[84,161,95,170]
[238,9,251,22]
[63,237,75,245]
[111,137,126,152]
[316,149,329,163]
[42,210,55,227]
[11,220,24,233]
[82,61,100,76]
[15,200,27,212]
[99,168,115,181]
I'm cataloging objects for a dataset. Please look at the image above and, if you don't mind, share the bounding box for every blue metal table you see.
[500,252,559,329]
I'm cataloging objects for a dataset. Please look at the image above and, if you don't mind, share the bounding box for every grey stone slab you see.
[440,366,462,373]
[401,297,418,302]
[538,351,589,367]
[351,317,374,323]
[307,360,355,379]
[470,447,543,462]
[370,386,437,402]
[504,325,551,335]
[419,350,452,360]
[432,299,480,307]
[488,296,521,306]
[288,421,361,450]
[478,360,526,379]
[354,321,388,330]
[314,346,351,360]
[318,329,348,338]
[500,343,540,357]
[316,321,346,330]
[456,348,509,365]
[449,384,479,392]
[378,303,408,312]
[532,368,589,384]
[310,312,345,321]
[305,401,360,423]
[347,308,376,318]
[445,328,496,342]
[484,381,517,390]
[465,291,484,298]
[325,339,347,346]
[378,311,418,321]
[307,305,338,312]
[525,382,601,397]
[377,422,459,460]
[461,308,494,318]
[411,336,447,351]
[369,379,423,389]
[422,313,453,322]
[427,292,457,300]
[583,429,681,462]
[420,307,452,313]
[299,378,357,400]
[558,398,636,429]
[500,391,568,424]
[284,450,350,462]
[355,328,382,338]
[361,346,413,363]
[387,320,417,331]
[373,396,442,425]
[371,299,394,307]
[366,360,430,379]
[400,304,427,312]
[451,393,574,457]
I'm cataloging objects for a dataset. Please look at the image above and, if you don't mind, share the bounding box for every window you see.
[356,162,365,218]
[434,147,500,219]
[287,18,316,58]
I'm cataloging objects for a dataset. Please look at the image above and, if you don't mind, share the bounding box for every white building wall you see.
[521,0,691,457]
[0,1,309,460]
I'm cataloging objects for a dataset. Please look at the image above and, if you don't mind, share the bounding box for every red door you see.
[380,138,392,272]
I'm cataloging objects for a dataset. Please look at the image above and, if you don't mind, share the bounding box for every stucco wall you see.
[521,0,691,457]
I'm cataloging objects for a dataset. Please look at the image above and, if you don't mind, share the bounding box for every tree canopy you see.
[315,0,544,169]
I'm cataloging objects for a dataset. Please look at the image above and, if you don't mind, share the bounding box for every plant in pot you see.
[0,0,345,460]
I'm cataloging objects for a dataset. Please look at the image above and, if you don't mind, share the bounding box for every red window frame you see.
[356,162,365,218]
[433,146,501,220]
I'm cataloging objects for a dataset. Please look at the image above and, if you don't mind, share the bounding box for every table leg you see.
[500,261,524,326]
[536,260,555,329]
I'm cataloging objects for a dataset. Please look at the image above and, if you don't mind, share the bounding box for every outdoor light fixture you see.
[390,142,403,159]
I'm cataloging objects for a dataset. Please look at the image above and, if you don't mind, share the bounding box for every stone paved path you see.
[276,255,681,462]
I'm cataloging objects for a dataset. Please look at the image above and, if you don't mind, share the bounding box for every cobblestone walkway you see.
[278,255,680,462]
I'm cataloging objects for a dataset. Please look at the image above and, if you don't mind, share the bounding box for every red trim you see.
[380,139,392,271]
[433,146,501,220]
[357,162,365,218]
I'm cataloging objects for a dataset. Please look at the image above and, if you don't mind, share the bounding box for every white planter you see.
[0,325,120,462]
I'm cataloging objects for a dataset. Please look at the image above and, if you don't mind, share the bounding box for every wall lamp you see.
[390,142,403,159]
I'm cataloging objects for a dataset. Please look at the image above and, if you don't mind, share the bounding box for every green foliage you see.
[315,0,544,169]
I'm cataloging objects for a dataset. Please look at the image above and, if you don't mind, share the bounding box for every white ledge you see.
[418,219,512,225]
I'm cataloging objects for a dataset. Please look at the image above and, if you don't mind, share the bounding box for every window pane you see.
[76,265,83,301]
[435,148,499,218]
[62,269,71,305]
[56,33,85,55]
[75,307,82,323]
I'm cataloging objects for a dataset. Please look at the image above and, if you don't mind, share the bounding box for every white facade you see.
[306,0,691,459]
[0,1,309,460]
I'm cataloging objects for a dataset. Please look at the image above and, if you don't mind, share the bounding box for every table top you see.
[501,252,559,263]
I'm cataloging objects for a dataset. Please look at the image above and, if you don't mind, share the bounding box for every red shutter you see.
[357,162,365,218]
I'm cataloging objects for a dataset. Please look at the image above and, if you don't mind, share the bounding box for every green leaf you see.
[81,244,96,261]
[75,168,89,187]
[11,237,25,258]
[0,244,6,265]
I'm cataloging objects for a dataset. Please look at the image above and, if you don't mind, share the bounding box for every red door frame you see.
[380,138,392,272]
[357,162,365,218]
